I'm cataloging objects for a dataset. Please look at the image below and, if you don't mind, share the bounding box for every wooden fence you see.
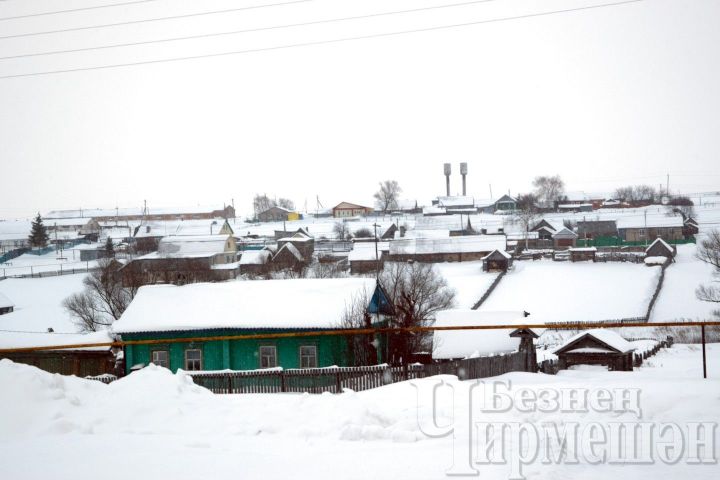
[187,352,526,394]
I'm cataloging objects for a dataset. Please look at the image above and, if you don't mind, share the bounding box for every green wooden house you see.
[114,278,393,373]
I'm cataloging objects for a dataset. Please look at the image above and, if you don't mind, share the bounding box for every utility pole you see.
[666,173,670,198]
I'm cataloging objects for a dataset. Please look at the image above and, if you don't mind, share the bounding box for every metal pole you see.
[701,324,707,379]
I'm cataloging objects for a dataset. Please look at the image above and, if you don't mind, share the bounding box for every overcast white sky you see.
[0,0,718,219]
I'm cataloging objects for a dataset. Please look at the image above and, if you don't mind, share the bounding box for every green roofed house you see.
[113,278,392,373]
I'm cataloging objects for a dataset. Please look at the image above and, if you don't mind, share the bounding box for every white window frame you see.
[184,349,203,371]
[151,349,170,368]
[299,345,317,369]
[259,345,277,369]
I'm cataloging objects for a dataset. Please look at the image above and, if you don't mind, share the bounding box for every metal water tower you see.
[460,162,468,196]
[443,163,451,196]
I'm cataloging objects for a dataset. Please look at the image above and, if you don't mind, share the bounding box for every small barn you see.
[552,227,578,249]
[645,237,676,259]
[552,329,636,371]
[277,232,315,260]
[348,242,387,274]
[271,242,307,272]
[0,292,14,315]
[239,249,272,276]
[482,249,513,272]
[258,206,295,222]
[569,247,597,262]
[683,217,699,238]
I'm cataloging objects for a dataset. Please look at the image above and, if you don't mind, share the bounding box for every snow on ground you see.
[0,274,86,334]
[651,243,718,322]
[434,261,499,308]
[478,260,661,323]
[0,344,718,479]
[0,246,99,277]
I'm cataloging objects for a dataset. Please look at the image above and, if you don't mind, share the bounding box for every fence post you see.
[335,370,341,393]
[701,325,707,379]
[280,371,286,393]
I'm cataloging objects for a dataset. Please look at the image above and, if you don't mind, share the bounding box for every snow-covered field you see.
[0,344,718,480]
[478,260,661,323]
[651,244,718,322]
[433,261,500,308]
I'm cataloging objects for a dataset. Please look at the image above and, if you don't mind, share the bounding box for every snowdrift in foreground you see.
[0,361,420,442]
[1,346,720,480]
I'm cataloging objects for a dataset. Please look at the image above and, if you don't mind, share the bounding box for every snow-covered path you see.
[1,344,719,479]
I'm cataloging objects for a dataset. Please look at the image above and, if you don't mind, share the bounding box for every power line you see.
[0,0,312,40]
[0,0,499,61]
[0,328,86,335]
[0,0,644,80]
[0,0,160,22]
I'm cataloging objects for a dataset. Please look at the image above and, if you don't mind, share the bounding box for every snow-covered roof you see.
[155,235,232,258]
[436,196,475,207]
[0,330,113,351]
[274,242,304,262]
[558,203,593,209]
[348,242,388,261]
[46,217,96,227]
[45,205,228,219]
[552,227,578,238]
[645,237,673,253]
[569,247,597,252]
[403,229,451,240]
[389,235,506,255]
[482,249,512,260]
[433,310,536,359]
[552,329,635,355]
[0,292,14,309]
[113,278,377,333]
[616,214,684,229]
[422,206,446,215]
[239,249,271,265]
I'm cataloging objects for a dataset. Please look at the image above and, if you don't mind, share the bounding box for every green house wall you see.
[123,329,383,373]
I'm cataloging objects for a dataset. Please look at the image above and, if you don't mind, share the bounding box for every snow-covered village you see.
[1,1,719,479]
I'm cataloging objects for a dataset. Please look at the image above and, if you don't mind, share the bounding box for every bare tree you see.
[696,230,720,317]
[381,262,456,365]
[512,193,539,250]
[252,194,275,217]
[340,288,378,365]
[614,185,657,206]
[532,175,565,208]
[253,194,296,218]
[63,259,136,332]
[667,196,695,219]
[333,221,352,240]
[353,227,373,238]
[373,180,402,212]
[277,198,295,210]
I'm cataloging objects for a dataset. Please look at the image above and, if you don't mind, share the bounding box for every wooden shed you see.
[552,329,636,371]
[482,249,513,272]
[645,237,676,259]
[552,227,578,249]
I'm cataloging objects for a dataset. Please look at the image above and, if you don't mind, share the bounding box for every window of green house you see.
[259,345,277,368]
[185,349,203,371]
[299,345,317,368]
[151,350,169,368]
